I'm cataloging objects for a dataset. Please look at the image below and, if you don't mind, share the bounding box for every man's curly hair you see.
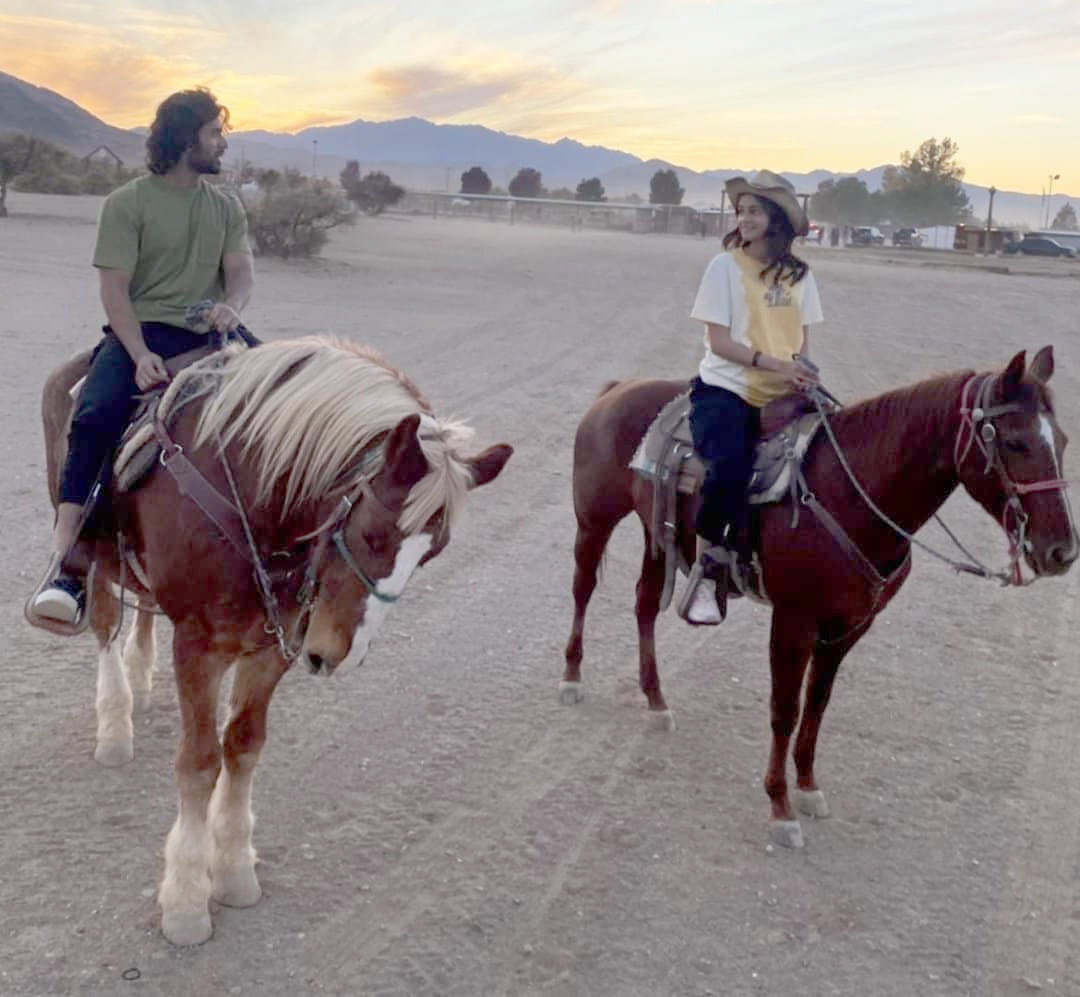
[145,88,229,175]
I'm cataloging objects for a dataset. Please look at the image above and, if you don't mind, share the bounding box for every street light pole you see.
[985,186,996,256]
[1046,172,1060,227]
[312,139,318,178]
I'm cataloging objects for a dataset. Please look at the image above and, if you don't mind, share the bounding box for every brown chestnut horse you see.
[562,347,1075,848]
[37,336,512,945]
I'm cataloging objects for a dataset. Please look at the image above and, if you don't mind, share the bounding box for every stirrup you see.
[24,555,96,637]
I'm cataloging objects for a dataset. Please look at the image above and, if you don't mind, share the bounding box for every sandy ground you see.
[2,192,1080,997]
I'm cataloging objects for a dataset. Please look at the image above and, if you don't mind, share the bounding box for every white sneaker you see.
[685,580,723,625]
[32,574,85,625]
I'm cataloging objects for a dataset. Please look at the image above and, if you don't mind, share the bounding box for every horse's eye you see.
[1003,440,1028,456]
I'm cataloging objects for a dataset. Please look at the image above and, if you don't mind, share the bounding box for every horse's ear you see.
[1029,345,1054,384]
[383,414,427,490]
[467,444,513,490]
[1002,350,1026,394]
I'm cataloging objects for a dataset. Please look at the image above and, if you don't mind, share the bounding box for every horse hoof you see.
[161,909,213,946]
[558,681,583,705]
[213,873,262,908]
[646,709,675,732]
[792,788,830,819]
[769,819,805,849]
[94,740,134,767]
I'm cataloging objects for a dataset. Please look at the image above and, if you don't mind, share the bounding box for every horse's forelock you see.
[182,336,463,519]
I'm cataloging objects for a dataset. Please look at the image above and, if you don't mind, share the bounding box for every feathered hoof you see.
[558,681,584,705]
[646,709,675,732]
[161,908,212,947]
[792,788,830,819]
[94,739,134,767]
[769,818,805,849]
[212,870,262,908]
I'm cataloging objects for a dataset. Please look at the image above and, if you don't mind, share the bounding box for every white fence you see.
[396,191,726,237]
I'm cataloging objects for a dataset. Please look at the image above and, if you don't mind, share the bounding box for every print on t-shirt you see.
[763,284,793,308]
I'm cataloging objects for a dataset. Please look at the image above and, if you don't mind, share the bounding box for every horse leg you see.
[764,611,817,848]
[208,647,289,908]
[123,605,157,715]
[791,629,864,821]
[90,573,134,767]
[159,624,228,946]
[635,528,673,730]
[561,518,617,704]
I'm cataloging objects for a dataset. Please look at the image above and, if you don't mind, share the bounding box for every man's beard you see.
[189,148,222,174]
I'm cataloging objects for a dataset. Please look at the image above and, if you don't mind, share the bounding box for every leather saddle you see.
[629,391,824,610]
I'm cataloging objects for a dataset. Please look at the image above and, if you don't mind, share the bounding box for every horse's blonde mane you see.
[163,336,475,532]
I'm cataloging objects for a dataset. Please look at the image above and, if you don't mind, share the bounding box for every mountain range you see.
[0,70,1069,228]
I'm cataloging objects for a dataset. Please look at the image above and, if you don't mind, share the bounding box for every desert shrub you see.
[243,172,354,258]
[14,169,82,194]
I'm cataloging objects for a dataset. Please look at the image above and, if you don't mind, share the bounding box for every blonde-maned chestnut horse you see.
[562,348,1075,848]
[38,336,512,945]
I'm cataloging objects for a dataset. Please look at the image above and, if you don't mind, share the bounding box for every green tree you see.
[460,166,491,195]
[880,137,972,226]
[340,163,404,215]
[508,168,543,198]
[809,177,877,225]
[575,177,606,202]
[649,168,684,205]
[1051,202,1078,231]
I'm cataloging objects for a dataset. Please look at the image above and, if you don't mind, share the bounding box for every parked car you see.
[1003,236,1075,258]
[851,226,885,246]
[891,227,923,247]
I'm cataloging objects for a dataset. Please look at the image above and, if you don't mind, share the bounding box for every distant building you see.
[953,224,1019,253]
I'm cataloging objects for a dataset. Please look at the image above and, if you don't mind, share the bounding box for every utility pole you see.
[312,139,318,178]
[985,186,996,256]
[1046,172,1060,227]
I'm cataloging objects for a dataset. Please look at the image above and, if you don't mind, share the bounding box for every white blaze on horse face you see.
[1040,415,1078,550]
[333,533,434,676]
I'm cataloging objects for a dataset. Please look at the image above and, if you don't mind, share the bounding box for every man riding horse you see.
[32,87,255,627]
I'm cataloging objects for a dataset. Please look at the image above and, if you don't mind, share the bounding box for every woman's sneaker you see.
[32,573,86,625]
[677,563,725,625]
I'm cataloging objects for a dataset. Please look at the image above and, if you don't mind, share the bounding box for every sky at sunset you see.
[2,0,1077,195]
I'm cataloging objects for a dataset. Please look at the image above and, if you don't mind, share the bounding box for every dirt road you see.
[2,194,1078,996]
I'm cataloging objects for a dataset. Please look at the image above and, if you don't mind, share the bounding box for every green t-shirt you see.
[92,173,251,329]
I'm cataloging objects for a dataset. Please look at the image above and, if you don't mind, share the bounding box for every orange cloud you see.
[0,14,204,126]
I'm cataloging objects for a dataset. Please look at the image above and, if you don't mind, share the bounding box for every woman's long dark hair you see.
[145,88,229,175]
[722,195,808,285]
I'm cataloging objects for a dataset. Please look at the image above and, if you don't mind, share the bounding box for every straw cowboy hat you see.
[725,170,809,236]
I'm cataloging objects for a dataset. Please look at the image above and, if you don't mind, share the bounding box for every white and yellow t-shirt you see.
[690,247,823,407]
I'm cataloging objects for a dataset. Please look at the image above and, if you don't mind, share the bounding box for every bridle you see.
[295,478,403,606]
[215,445,406,667]
[954,374,1070,584]
[805,372,1069,589]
